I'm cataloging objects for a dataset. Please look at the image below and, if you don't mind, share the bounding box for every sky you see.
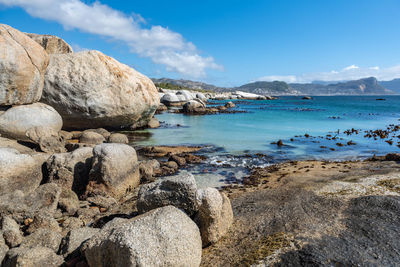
[1,0,400,87]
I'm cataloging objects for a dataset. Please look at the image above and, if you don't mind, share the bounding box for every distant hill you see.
[151,78,222,91]
[379,79,400,94]
[291,77,394,95]
[152,77,395,96]
[233,81,299,95]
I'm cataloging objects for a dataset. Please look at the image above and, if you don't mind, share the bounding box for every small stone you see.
[107,133,129,144]
[58,189,80,215]
[169,154,186,166]
[148,117,160,128]
[79,131,105,145]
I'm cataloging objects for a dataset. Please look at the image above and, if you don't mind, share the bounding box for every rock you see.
[0,183,61,221]
[83,128,111,139]
[79,131,105,145]
[0,148,43,195]
[161,93,184,106]
[0,103,63,141]
[385,153,400,161]
[139,159,160,183]
[0,24,49,106]
[26,213,61,235]
[147,117,160,128]
[25,126,66,153]
[156,103,168,113]
[0,233,7,264]
[196,92,207,101]
[26,33,73,54]
[107,133,128,144]
[195,188,233,247]
[1,216,23,248]
[46,147,93,196]
[0,137,34,154]
[60,217,84,235]
[59,130,73,141]
[42,50,159,129]
[169,154,187,167]
[87,144,140,199]
[87,195,117,209]
[20,228,62,252]
[137,171,198,216]
[60,227,100,259]
[302,96,312,100]
[2,246,64,267]
[165,161,179,170]
[225,101,235,108]
[101,217,130,230]
[85,206,202,267]
[182,100,206,114]
[58,189,80,215]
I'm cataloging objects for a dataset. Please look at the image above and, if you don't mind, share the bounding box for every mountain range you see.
[152,77,400,96]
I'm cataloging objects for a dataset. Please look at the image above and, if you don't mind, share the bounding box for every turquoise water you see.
[136,96,400,188]
[139,96,400,161]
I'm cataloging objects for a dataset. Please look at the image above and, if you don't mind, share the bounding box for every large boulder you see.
[0,103,63,141]
[161,93,184,106]
[0,148,43,195]
[137,172,198,216]
[85,206,202,267]
[26,33,73,54]
[42,50,159,129]
[87,143,140,199]
[195,188,233,247]
[0,24,49,106]
[182,100,206,114]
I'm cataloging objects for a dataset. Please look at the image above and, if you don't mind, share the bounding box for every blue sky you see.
[1,0,399,86]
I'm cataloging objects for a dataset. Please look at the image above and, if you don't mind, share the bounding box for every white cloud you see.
[257,64,400,83]
[0,0,222,77]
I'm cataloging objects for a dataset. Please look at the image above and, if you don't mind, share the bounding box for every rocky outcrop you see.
[85,206,202,267]
[137,172,198,216]
[42,50,159,129]
[87,143,140,199]
[46,147,93,196]
[0,24,49,105]
[0,148,43,195]
[195,188,233,247]
[26,33,73,54]
[0,103,63,141]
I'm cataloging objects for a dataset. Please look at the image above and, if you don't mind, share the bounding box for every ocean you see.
[136,95,400,187]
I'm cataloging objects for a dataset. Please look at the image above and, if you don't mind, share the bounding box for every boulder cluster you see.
[0,24,233,266]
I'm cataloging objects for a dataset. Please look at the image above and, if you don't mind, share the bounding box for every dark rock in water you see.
[376,98,386,101]
[302,96,312,100]
[169,154,187,167]
[277,140,283,147]
[385,153,400,161]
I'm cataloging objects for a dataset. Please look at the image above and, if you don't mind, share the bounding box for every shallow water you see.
[136,96,400,187]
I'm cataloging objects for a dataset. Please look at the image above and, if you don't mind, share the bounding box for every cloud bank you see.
[258,64,400,83]
[0,0,222,77]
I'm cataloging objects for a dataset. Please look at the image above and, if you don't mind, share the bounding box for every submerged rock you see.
[42,50,159,129]
[137,171,198,216]
[0,24,49,105]
[0,103,63,141]
[26,33,73,54]
[85,206,202,267]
